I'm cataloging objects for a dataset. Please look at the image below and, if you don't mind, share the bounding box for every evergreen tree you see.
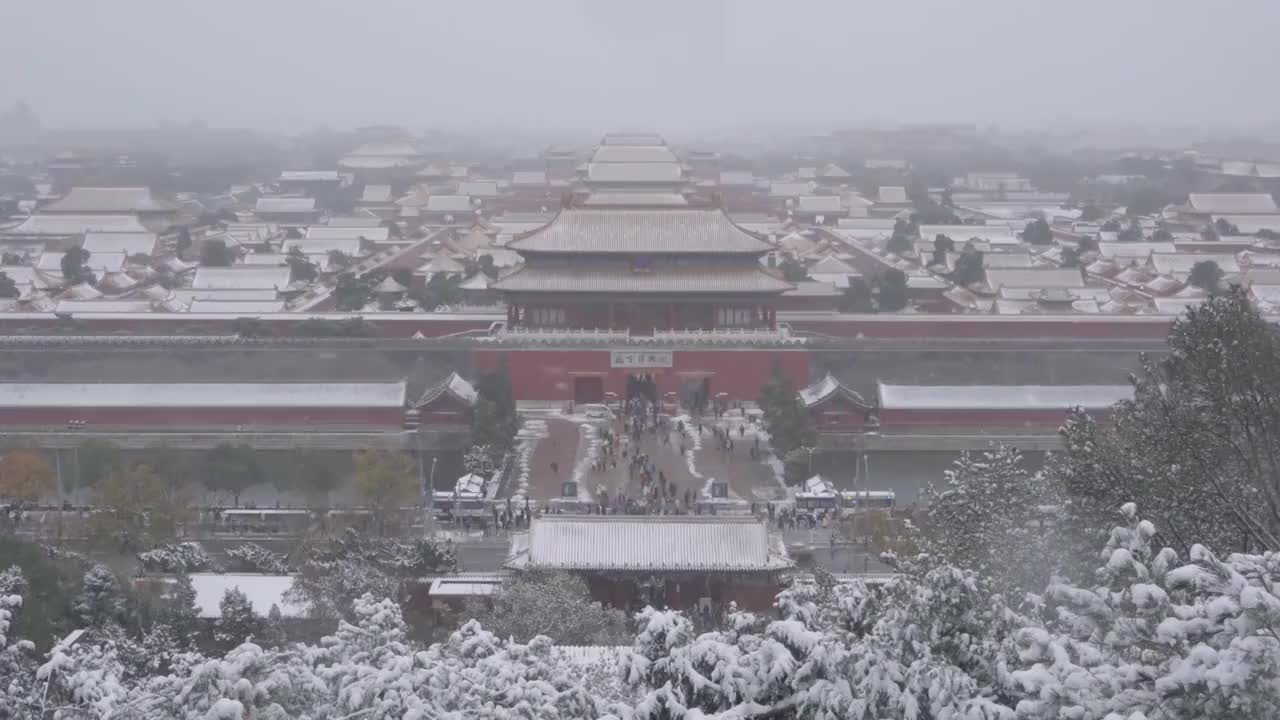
[1049,287,1280,563]
[885,219,914,255]
[261,604,287,649]
[74,564,125,630]
[212,587,259,652]
[838,275,875,312]
[285,246,317,282]
[162,573,202,649]
[60,246,94,285]
[877,268,909,311]
[0,271,19,299]
[466,570,628,645]
[199,238,234,267]
[1187,259,1223,292]
[918,447,1061,593]
[1021,217,1054,245]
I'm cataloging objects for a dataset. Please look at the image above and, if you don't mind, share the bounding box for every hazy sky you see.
[4,0,1278,135]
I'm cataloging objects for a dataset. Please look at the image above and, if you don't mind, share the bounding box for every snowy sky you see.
[4,0,1279,135]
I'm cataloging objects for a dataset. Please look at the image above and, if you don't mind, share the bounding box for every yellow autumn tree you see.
[0,449,54,503]
[352,449,417,535]
[90,462,192,550]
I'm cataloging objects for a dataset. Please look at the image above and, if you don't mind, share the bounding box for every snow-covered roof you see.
[877,186,909,204]
[1150,253,1241,277]
[426,195,474,213]
[984,267,1084,289]
[0,381,408,408]
[255,197,317,214]
[454,473,488,495]
[507,516,792,572]
[3,214,154,236]
[187,299,287,313]
[188,574,305,619]
[43,186,179,214]
[1187,193,1279,215]
[428,574,504,598]
[417,371,479,407]
[360,184,394,203]
[796,196,845,213]
[81,231,158,257]
[282,236,364,258]
[586,162,684,184]
[877,383,1132,410]
[799,373,871,409]
[457,181,500,198]
[919,224,1020,246]
[279,170,341,183]
[305,225,389,243]
[192,266,291,290]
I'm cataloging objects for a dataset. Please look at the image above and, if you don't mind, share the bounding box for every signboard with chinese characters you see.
[610,350,674,368]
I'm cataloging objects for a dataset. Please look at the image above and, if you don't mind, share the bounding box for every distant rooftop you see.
[43,187,179,214]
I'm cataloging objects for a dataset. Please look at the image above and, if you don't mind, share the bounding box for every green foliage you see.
[176,226,192,255]
[213,587,260,652]
[779,255,809,282]
[885,219,915,255]
[416,272,464,310]
[1020,217,1054,245]
[1049,288,1280,564]
[877,268,909,311]
[0,271,19,299]
[205,443,260,506]
[838,276,875,313]
[465,570,629,645]
[918,448,1061,593]
[951,246,984,286]
[1187,260,1223,292]
[60,246,94,284]
[199,238,235,267]
[285,246,317,282]
[75,563,126,630]
[73,440,122,493]
[281,448,343,506]
[1079,205,1104,222]
[477,254,497,279]
[0,535,82,650]
[758,363,817,461]
[327,249,353,270]
[334,271,375,311]
[1214,217,1240,236]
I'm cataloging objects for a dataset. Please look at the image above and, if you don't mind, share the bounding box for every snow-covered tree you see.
[261,604,287,649]
[1050,287,1280,562]
[161,572,203,650]
[212,587,260,652]
[467,569,629,645]
[137,541,213,574]
[74,563,126,630]
[287,529,455,621]
[224,542,290,574]
[918,447,1062,593]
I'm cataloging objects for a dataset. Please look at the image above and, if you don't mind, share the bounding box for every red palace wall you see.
[474,348,809,403]
[0,406,406,428]
[877,407,1114,428]
[786,316,1174,339]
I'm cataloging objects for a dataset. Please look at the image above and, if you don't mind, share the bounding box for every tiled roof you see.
[798,373,870,408]
[426,195,474,213]
[877,186,909,204]
[877,382,1132,410]
[188,574,305,619]
[507,516,792,571]
[769,181,813,198]
[581,192,688,207]
[279,170,341,182]
[191,266,291,290]
[417,371,478,407]
[43,187,179,214]
[591,145,678,164]
[796,196,844,213]
[3,214,154,236]
[305,225,390,243]
[1212,215,1280,234]
[255,197,317,214]
[187,299,287,313]
[507,209,773,254]
[719,171,756,187]
[984,267,1084,289]
[1187,193,1279,214]
[586,162,683,184]
[511,170,547,186]
[491,264,793,293]
[458,181,500,198]
[0,381,407,408]
[81,231,158,257]
[360,184,393,203]
[600,133,665,146]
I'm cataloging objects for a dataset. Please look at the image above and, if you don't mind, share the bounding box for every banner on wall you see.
[610,350,674,368]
